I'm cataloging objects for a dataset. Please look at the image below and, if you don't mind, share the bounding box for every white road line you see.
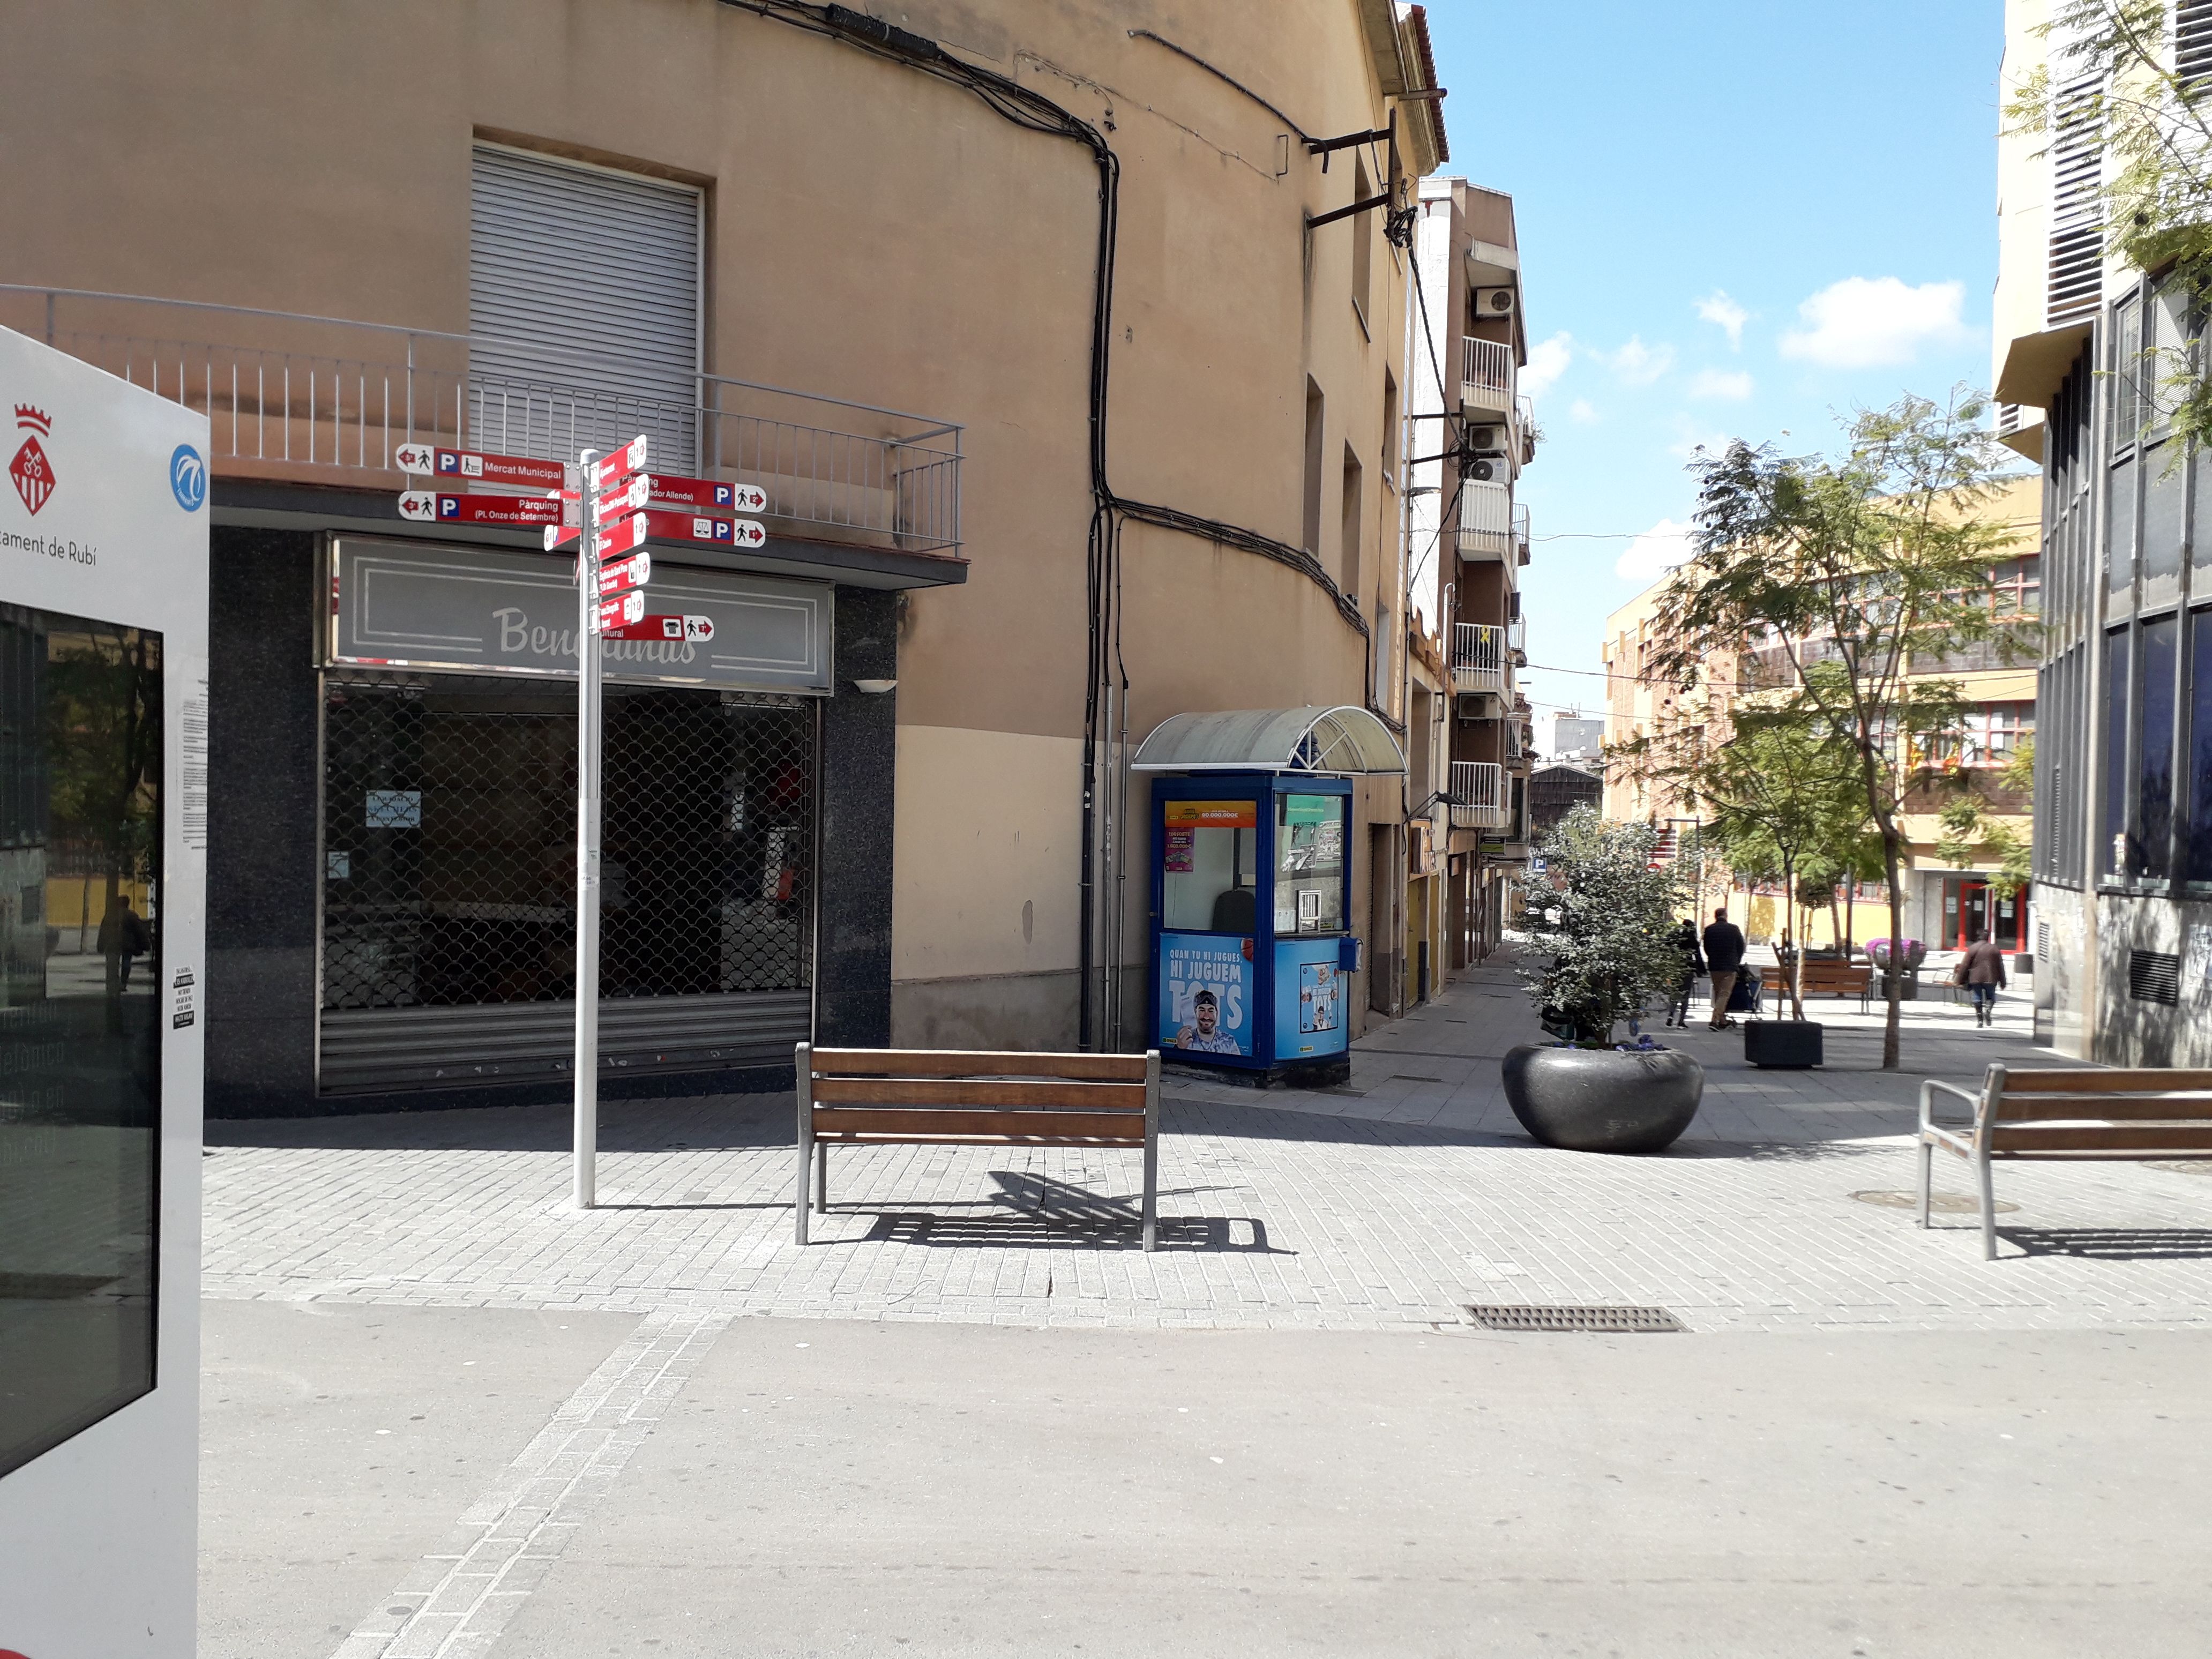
[327,1307,728,1659]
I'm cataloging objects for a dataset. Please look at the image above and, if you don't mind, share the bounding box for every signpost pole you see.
[574,449,602,1210]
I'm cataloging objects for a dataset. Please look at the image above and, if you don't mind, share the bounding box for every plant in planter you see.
[1503,807,1705,1154]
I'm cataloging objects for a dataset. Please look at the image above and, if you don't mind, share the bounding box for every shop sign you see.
[329,535,831,692]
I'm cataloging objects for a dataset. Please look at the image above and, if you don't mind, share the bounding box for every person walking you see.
[1665,917,1705,1027]
[1702,906,1746,1032]
[1960,929,2009,1028]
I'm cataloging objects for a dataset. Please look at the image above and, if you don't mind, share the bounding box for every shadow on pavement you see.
[1999,1226,2212,1261]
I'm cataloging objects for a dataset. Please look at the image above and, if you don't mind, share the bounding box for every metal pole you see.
[574,447,602,1210]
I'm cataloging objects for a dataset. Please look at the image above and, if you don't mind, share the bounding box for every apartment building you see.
[1600,476,2041,948]
[1993,0,2212,1062]
[1402,176,1538,994]
[0,0,1445,1112]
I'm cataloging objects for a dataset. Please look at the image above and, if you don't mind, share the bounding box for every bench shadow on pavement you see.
[1996,1225,2212,1261]
[838,1171,1288,1254]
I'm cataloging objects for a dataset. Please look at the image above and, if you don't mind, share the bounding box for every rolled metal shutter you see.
[468,145,701,466]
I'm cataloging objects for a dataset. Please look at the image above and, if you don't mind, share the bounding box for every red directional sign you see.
[594,473,652,521]
[399,490,564,526]
[395,443,572,491]
[594,590,647,633]
[637,472,771,515]
[606,614,716,643]
[589,436,651,494]
[594,511,649,559]
[595,550,651,596]
[639,510,767,549]
[544,522,580,551]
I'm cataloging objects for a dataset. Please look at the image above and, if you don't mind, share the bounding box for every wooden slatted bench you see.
[1795,960,1873,1010]
[795,1044,1160,1250]
[1918,1064,2212,1259]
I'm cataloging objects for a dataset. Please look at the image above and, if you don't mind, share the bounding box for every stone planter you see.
[1745,1019,1823,1069]
[1500,1044,1705,1154]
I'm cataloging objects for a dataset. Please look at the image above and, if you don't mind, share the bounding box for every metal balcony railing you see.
[1452,622,1507,697]
[1516,395,1538,461]
[1461,335,1514,413]
[1455,480,1514,561]
[1449,759,1512,831]
[1512,502,1531,566]
[1506,616,1527,663]
[0,285,963,554]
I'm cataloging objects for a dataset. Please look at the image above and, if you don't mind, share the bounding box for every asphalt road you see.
[203,1302,2212,1658]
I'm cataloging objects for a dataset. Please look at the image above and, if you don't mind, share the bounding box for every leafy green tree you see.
[2007,2,2212,452]
[1520,806,1684,1045]
[1644,394,2027,1068]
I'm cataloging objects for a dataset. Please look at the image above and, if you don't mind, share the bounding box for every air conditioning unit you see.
[1475,286,1516,317]
[1466,424,1506,453]
[1464,457,1499,483]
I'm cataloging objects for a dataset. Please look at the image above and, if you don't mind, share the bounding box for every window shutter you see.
[468,145,702,466]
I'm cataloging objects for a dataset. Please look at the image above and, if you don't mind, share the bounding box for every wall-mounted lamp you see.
[852,678,898,696]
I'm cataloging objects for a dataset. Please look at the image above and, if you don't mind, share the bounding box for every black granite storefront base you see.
[204,528,322,1118]
[814,588,896,1047]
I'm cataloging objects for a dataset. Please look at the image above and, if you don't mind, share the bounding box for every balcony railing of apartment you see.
[1448,759,1512,831]
[1455,480,1514,561]
[1513,503,1531,566]
[1452,621,1508,697]
[1516,395,1538,462]
[0,285,963,554]
[1460,335,1514,414]
[1506,616,1527,664]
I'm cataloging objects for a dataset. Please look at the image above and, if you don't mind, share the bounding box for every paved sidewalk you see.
[204,950,2212,1337]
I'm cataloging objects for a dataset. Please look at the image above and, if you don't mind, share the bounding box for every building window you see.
[2134,614,2178,878]
[2189,607,2212,880]
[1302,379,1325,556]
[1341,444,1364,597]
[1929,702,2036,769]
[2104,626,2131,877]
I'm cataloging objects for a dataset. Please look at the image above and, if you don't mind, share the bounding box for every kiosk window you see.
[1275,793,1347,934]
[0,607,162,1478]
[1161,799,1258,933]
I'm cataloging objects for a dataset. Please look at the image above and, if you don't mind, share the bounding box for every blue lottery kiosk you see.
[1134,707,1404,1087]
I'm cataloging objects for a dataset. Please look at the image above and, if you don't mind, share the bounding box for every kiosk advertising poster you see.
[1159,933,1253,1056]
[0,324,209,1655]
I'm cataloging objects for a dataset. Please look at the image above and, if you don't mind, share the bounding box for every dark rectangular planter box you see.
[1745,1020,1823,1068]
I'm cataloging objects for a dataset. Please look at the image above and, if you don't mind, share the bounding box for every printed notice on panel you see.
[181,677,209,849]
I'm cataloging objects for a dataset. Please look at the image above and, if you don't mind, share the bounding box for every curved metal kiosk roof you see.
[1131,705,1406,775]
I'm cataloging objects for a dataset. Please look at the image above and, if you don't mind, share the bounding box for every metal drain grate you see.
[1463,1303,1685,1334]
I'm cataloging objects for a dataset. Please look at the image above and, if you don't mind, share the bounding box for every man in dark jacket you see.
[1702,907,1746,1031]
[1665,917,1705,1027]
[1960,929,2009,1027]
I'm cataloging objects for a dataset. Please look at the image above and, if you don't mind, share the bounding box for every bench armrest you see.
[1919,1078,1980,1133]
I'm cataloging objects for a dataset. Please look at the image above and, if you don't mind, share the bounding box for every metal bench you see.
[1917,1064,2212,1259]
[795,1044,1160,1249]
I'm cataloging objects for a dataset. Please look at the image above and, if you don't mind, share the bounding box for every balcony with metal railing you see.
[1506,616,1527,664]
[1455,480,1514,562]
[1452,621,1507,697]
[0,285,964,555]
[1460,334,1514,418]
[1516,395,1538,463]
[1513,502,1531,566]
[1449,759,1512,831]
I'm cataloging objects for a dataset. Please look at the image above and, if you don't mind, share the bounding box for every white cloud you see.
[1607,336,1675,385]
[1688,367,1755,400]
[1521,331,1573,398]
[1696,289,1750,349]
[1616,518,1697,584]
[1568,398,1600,424]
[1778,276,1974,368]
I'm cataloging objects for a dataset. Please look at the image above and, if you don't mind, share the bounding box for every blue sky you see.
[1421,0,2006,741]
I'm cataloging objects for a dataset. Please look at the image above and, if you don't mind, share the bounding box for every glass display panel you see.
[0,605,161,1478]
[1160,799,1258,933]
[2104,627,2131,878]
[1274,793,1347,935]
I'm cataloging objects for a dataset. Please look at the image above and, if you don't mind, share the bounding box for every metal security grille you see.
[319,672,814,1090]
[1463,1304,1686,1334]
[2128,948,2181,1006]
[2047,77,2103,326]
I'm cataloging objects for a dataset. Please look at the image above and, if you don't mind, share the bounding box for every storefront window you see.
[2134,614,2178,879]
[1,606,161,1478]
[2104,627,2131,877]
[1160,799,1259,933]
[1274,793,1347,935]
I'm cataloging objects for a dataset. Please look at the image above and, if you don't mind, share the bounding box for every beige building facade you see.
[1,0,1448,1110]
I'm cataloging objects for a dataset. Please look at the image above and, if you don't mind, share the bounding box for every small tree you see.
[1520,806,1684,1044]
[1645,393,2028,1068]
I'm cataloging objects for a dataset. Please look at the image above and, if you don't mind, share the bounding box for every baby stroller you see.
[1725,965,1765,1015]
